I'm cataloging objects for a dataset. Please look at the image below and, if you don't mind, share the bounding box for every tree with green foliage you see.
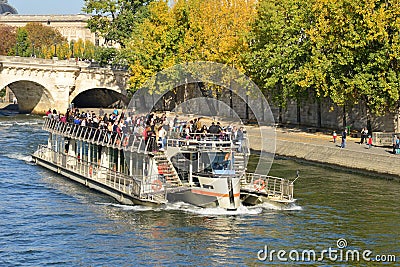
[15,28,30,57]
[83,40,95,59]
[94,46,118,66]
[82,0,153,46]
[247,0,400,123]
[245,0,314,114]
[1,22,67,59]
[125,0,182,89]
[0,88,5,98]
[305,0,400,117]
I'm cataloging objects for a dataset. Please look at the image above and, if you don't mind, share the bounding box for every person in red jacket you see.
[367,135,373,149]
[332,130,337,143]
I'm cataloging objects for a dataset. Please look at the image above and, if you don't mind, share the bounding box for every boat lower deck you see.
[240,188,296,206]
[32,145,242,210]
[32,145,166,206]
[239,173,296,206]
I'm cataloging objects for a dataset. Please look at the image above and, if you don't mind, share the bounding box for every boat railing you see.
[192,172,242,181]
[165,132,249,153]
[43,118,148,153]
[43,117,250,155]
[166,138,234,152]
[34,144,167,202]
[245,173,294,201]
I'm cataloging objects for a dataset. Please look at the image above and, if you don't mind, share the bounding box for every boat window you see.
[211,152,232,171]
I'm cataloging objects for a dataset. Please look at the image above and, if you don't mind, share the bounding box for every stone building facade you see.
[0,14,99,45]
[0,0,103,45]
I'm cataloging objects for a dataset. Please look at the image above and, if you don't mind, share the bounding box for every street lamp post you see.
[71,40,75,58]
[31,42,35,57]
[53,42,57,58]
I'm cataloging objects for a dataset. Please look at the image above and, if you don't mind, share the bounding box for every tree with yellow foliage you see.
[125,0,257,92]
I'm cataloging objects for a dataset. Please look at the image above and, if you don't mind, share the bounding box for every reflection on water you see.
[0,116,399,266]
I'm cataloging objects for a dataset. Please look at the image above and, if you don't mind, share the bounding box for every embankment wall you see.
[271,139,400,181]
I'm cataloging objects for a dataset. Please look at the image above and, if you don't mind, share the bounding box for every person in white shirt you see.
[158,126,167,150]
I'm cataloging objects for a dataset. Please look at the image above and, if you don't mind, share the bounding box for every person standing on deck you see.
[236,127,244,152]
[341,129,347,148]
[158,126,167,151]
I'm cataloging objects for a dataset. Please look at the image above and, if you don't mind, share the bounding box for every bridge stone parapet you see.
[0,56,130,114]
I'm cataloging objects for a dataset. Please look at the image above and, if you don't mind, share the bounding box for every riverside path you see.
[247,126,400,181]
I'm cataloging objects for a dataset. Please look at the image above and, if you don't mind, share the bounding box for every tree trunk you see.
[297,100,301,125]
[396,104,400,133]
[366,106,372,135]
[197,82,217,115]
[245,94,249,121]
[317,100,322,128]
[342,105,347,128]
[229,85,233,117]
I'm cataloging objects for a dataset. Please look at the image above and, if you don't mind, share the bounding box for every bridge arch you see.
[1,56,130,114]
[2,80,54,114]
[70,87,129,108]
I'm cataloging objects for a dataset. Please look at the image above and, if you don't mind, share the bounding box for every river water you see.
[0,115,399,266]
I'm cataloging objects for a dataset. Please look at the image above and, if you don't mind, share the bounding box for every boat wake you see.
[15,121,40,126]
[257,202,303,211]
[0,120,41,127]
[97,202,154,212]
[96,202,287,215]
[5,153,33,163]
[164,202,263,215]
[0,122,13,127]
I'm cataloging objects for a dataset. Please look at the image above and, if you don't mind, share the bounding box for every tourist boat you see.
[32,117,296,210]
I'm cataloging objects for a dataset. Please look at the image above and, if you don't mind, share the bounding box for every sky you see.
[9,0,85,15]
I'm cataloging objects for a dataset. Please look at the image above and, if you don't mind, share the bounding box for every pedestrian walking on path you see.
[332,130,337,143]
[341,129,347,148]
[360,127,368,144]
[367,135,373,149]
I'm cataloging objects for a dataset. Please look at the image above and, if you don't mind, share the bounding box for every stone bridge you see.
[0,56,130,114]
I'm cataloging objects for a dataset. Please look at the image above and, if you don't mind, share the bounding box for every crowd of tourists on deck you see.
[46,108,245,152]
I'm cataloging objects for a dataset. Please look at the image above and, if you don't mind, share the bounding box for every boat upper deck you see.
[43,117,250,155]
